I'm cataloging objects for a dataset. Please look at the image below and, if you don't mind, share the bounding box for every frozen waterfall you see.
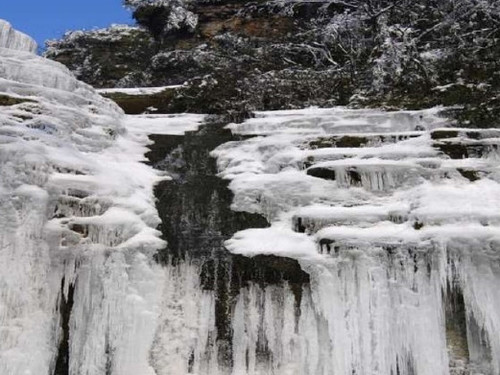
[2,19,500,375]
[214,108,500,375]
[0,21,199,375]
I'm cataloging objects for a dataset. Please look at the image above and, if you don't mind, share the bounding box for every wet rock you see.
[431,130,459,140]
[435,141,497,159]
[53,278,75,375]
[435,142,469,159]
[445,282,469,365]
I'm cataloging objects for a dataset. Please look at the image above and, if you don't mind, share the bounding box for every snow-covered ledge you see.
[0,19,37,53]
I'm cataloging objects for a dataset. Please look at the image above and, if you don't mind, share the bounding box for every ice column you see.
[0,20,37,53]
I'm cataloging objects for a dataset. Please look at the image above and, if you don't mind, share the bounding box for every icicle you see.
[150,261,219,375]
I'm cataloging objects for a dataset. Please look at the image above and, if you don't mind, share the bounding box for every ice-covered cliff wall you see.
[209,108,500,374]
[4,18,500,375]
[0,19,37,53]
[0,20,182,375]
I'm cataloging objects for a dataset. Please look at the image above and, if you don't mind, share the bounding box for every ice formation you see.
[0,23,204,375]
[212,108,500,374]
[0,20,37,53]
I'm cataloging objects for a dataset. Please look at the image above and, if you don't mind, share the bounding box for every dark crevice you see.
[53,277,75,375]
[348,168,362,185]
[445,280,470,364]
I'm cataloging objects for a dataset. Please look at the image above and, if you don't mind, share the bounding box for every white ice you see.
[0,21,205,375]
[0,20,37,53]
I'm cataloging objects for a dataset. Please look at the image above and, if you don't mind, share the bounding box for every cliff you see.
[45,0,500,126]
[3,16,500,375]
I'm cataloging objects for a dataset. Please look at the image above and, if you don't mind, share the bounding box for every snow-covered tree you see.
[317,0,499,101]
[123,0,198,41]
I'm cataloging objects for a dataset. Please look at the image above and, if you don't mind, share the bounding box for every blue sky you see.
[2,1,133,50]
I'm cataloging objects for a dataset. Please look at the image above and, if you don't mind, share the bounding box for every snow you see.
[97,85,183,96]
[213,106,500,374]
[124,113,204,136]
[412,179,500,225]
[226,106,448,135]
[226,226,318,258]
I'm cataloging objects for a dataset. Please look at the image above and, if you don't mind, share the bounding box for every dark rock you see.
[435,143,469,159]
[457,168,480,182]
[307,167,336,180]
[348,169,362,186]
[413,221,424,230]
[318,238,334,255]
[435,141,497,160]
[53,278,75,375]
[431,130,459,140]
[100,87,177,114]
[308,135,369,149]
[45,26,157,89]
[0,94,35,106]
[445,279,470,363]
[336,136,369,148]
[293,217,306,233]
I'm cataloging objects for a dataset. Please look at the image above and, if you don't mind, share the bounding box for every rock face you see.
[46,0,500,126]
[0,19,37,53]
[47,0,345,116]
[45,25,156,89]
